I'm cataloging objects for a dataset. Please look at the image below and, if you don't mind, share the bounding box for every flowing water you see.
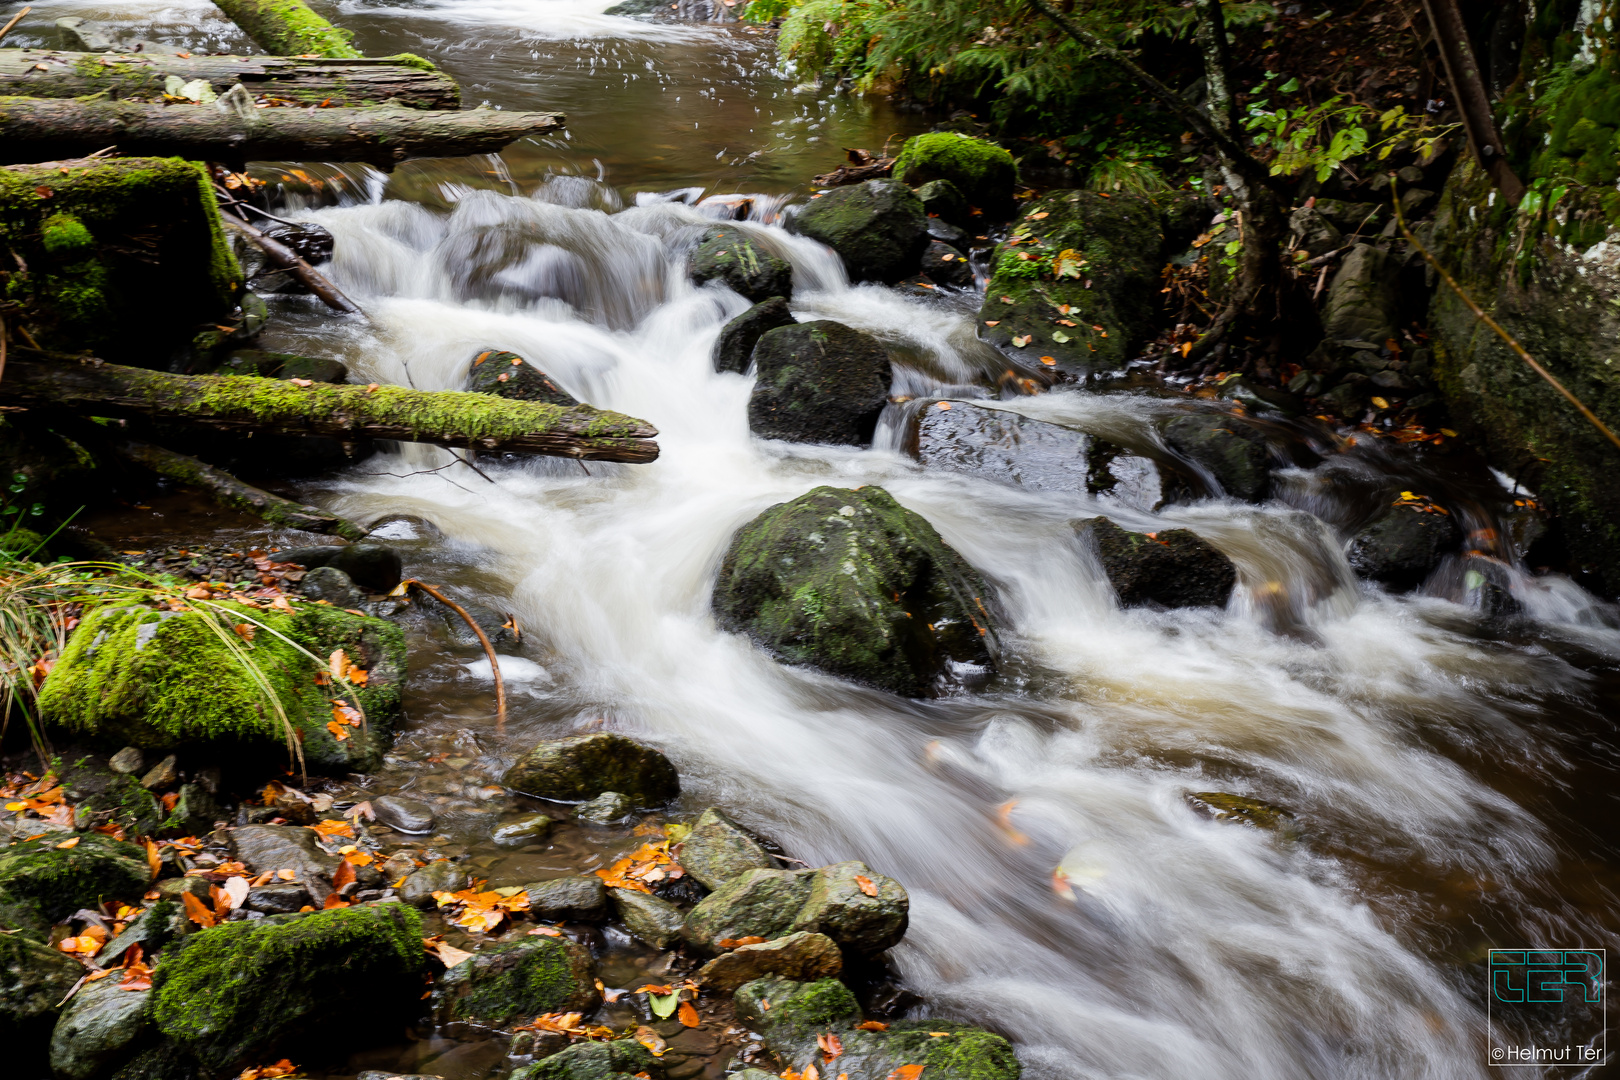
[17,2,1620,1078]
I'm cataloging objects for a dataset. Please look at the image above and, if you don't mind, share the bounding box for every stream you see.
[14,2,1620,1078]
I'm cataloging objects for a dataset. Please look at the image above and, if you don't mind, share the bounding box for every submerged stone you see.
[1345,501,1461,591]
[467,349,579,407]
[788,179,929,284]
[678,807,776,890]
[712,485,998,697]
[493,813,557,845]
[893,132,1017,218]
[747,321,892,447]
[574,790,633,824]
[434,935,598,1025]
[1160,413,1272,502]
[713,296,795,375]
[1185,792,1293,832]
[1080,517,1237,609]
[690,226,792,302]
[503,733,679,806]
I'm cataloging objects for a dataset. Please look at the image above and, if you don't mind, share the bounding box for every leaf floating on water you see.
[995,800,1030,847]
[1012,334,1032,348]
[854,874,878,897]
[234,1060,298,1080]
[1040,356,1057,366]
[677,1000,700,1027]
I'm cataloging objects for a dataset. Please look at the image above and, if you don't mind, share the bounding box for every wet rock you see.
[575,791,633,824]
[892,132,1017,218]
[747,321,892,447]
[0,833,149,938]
[217,348,348,384]
[1080,517,1237,609]
[713,485,998,697]
[1460,555,1523,617]
[244,883,313,915]
[610,887,687,949]
[683,868,813,954]
[916,178,968,226]
[679,807,775,890]
[467,349,579,407]
[493,813,556,846]
[400,860,467,908]
[690,226,792,303]
[154,876,213,906]
[161,783,220,838]
[927,216,972,251]
[109,747,144,775]
[1160,413,1271,502]
[1186,792,1293,831]
[524,876,610,922]
[276,543,403,594]
[696,931,842,991]
[915,400,1179,511]
[300,565,365,608]
[100,900,188,966]
[979,190,1163,376]
[1345,502,1462,591]
[788,179,930,284]
[435,934,598,1025]
[735,976,1019,1080]
[509,1038,661,1080]
[231,825,341,905]
[713,296,795,375]
[503,733,679,807]
[415,591,519,652]
[1321,243,1400,346]
[789,861,908,955]
[151,904,428,1073]
[1288,206,1343,257]
[0,933,82,1042]
[140,754,179,791]
[260,222,334,264]
[920,240,973,287]
[49,977,153,1080]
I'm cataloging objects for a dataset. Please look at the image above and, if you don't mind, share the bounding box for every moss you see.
[151,903,427,1071]
[511,1039,659,1080]
[884,1023,1021,1080]
[892,132,1017,214]
[734,977,861,1043]
[0,834,150,938]
[384,52,438,72]
[436,936,595,1024]
[215,0,364,59]
[40,213,94,257]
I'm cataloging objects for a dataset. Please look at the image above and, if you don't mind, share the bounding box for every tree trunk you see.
[211,0,363,59]
[0,49,459,110]
[0,96,564,169]
[116,441,369,540]
[1420,0,1525,204]
[0,357,661,462]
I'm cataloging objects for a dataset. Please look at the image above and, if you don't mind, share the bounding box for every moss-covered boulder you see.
[0,157,240,364]
[979,190,1163,377]
[1159,412,1271,502]
[0,833,150,939]
[151,903,428,1073]
[503,732,679,806]
[789,860,907,954]
[509,1038,662,1080]
[916,178,968,226]
[713,486,998,696]
[684,868,813,954]
[467,349,579,407]
[714,296,795,375]
[893,132,1017,218]
[748,321,892,447]
[1345,501,1461,591]
[1080,517,1236,610]
[678,807,775,890]
[788,179,929,284]
[735,976,1020,1080]
[38,600,408,773]
[0,933,83,1044]
[690,226,792,302]
[434,935,598,1025]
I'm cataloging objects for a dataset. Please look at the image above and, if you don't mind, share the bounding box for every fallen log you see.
[116,441,368,540]
[0,96,564,169]
[212,0,364,59]
[0,49,459,110]
[0,357,661,462]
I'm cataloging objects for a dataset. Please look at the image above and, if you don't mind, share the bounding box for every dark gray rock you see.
[260,222,334,264]
[217,349,348,384]
[926,217,972,250]
[714,296,795,375]
[1080,516,1237,609]
[400,860,466,907]
[916,178,968,226]
[467,349,579,406]
[524,876,610,922]
[49,978,152,1080]
[920,240,973,286]
[373,795,435,834]
[244,882,313,915]
[300,565,365,608]
[416,592,518,652]
[493,814,556,846]
[275,543,403,594]
[1288,206,1343,257]
[574,791,633,824]
[1321,243,1400,346]
[434,935,598,1025]
[1346,502,1462,591]
[100,900,187,967]
[160,783,219,837]
[690,226,792,302]
[0,933,82,1042]
[1160,413,1272,502]
[610,887,687,949]
[683,868,813,954]
[503,733,679,806]
[747,321,891,447]
[788,179,930,284]
[0,833,150,938]
[789,860,908,954]
[678,807,775,890]
[231,825,341,904]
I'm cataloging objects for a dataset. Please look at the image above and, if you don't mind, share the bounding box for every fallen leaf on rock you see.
[119,944,153,991]
[55,836,80,850]
[678,1000,700,1028]
[818,1032,843,1060]
[222,876,250,910]
[57,924,108,957]
[528,925,562,937]
[595,841,683,894]
[886,1066,924,1080]
[321,894,350,910]
[423,935,474,968]
[716,936,767,949]
[1012,334,1032,348]
[311,819,354,840]
[855,1021,889,1031]
[854,875,878,897]
[331,859,356,893]
[182,892,216,928]
[636,1025,668,1054]
[1040,356,1057,366]
[434,885,529,933]
[647,988,680,1019]
[515,1011,615,1040]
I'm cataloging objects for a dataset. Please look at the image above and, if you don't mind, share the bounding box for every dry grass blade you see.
[403,579,506,734]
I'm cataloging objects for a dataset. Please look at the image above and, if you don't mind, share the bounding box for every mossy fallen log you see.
[0,97,564,169]
[0,49,459,109]
[211,0,365,59]
[0,357,661,462]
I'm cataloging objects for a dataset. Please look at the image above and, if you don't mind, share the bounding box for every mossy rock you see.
[0,932,84,1044]
[713,485,998,697]
[1159,413,1271,502]
[151,903,428,1073]
[915,178,968,227]
[1185,792,1294,832]
[467,349,579,407]
[434,934,598,1025]
[788,179,929,284]
[0,833,150,939]
[678,806,776,890]
[690,226,792,303]
[714,296,795,375]
[979,190,1163,377]
[789,860,907,954]
[509,1038,661,1080]
[502,732,679,806]
[683,868,813,954]
[893,133,1017,218]
[1079,517,1236,609]
[37,599,407,773]
[747,321,892,447]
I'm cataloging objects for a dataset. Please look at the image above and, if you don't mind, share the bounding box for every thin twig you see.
[0,7,32,46]
[404,580,506,734]
[1392,179,1620,453]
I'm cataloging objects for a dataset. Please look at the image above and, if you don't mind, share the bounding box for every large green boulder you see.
[0,933,83,1045]
[38,600,408,772]
[510,1038,661,1080]
[979,190,1163,377]
[434,935,598,1025]
[892,132,1017,218]
[690,226,793,302]
[747,321,892,446]
[502,732,679,806]
[684,868,813,954]
[713,486,997,696]
[788,179,929,284]
[0,833,150,939]
[151,903,428,1073]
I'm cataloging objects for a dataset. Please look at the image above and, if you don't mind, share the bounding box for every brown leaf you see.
[716,936,768,949]
[818,1032,844,1060]
[331,858,356,893]
[886,1067,924,1080]
[677,1000,700,1028]
[854,874,878,898]
[55,836,80,849]
[182,891,217,928]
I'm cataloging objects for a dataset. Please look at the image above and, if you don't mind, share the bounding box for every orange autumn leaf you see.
[325,719,350,741]
[887,1067,924,1080]
[322,893,350,910]
[310,819,354,840]
[55,836,80,850]
[343,851,374,867]
[854,874,878,898]
[330,699,363,727]
[995,800,1030,846]
[855,1021,889,1031]
[233,622,257,642]
[182,891,217,928]
[331,858,356,893]
[716,936,768,949]
[143,838,162,879]
[677,1000,700,1028]
[818,1032,843,1060]
[594,841,683,894]
[235,1060,298,1080]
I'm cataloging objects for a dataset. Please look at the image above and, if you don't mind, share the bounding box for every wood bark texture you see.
[211,0,364,58]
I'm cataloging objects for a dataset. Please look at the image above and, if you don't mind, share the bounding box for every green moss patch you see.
[0,833,150,939]
[435,936,598,1024]
[893,132,1017,215]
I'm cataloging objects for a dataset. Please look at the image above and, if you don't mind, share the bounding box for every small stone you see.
[683,868,813,954]
[696,931,842,991]
[790,860,908,954]
[372,795,436,835]
[678,807,775,891]
[574,791,632,824]
[503,733,679,806]
[1080,517,1237,609]
[108,747,144,775]
[276,543,402,594]
[493,814,556,846]
[230,824,341,904]
[160,783,219,837]
[610,887,687,949]
[139,754,179,792]
[524,876,610,922]
[301,565,365,608]
[467,349,578,406]
[1186,791,1293,832]
[920,240,973,287]
[245,882,313,914]
[915,178,968,226]
[400,859,466,908]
